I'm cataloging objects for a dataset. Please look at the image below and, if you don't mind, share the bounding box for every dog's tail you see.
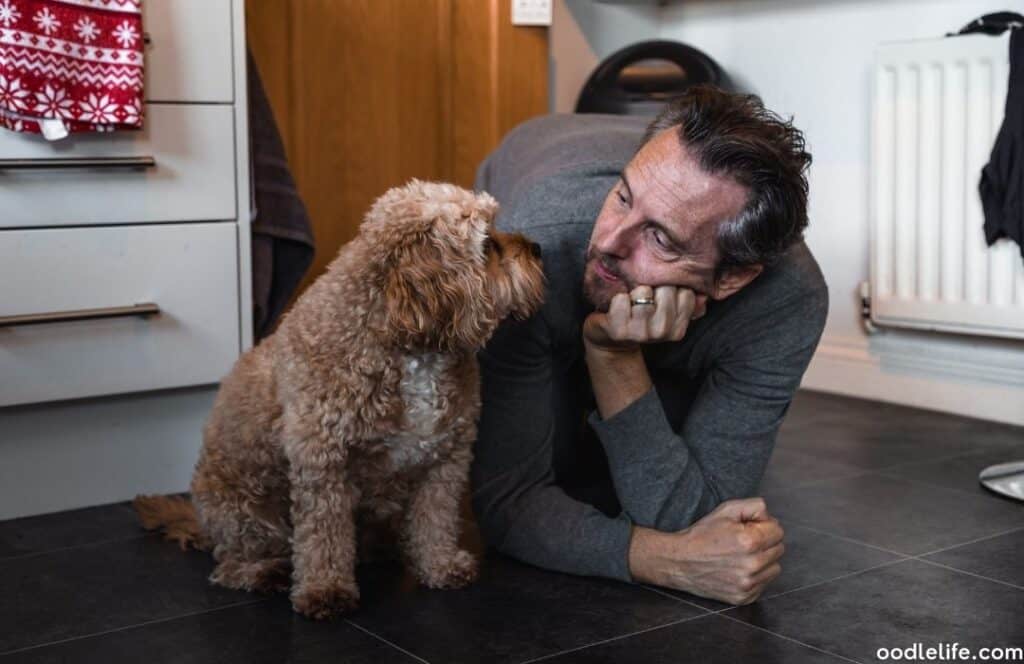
[133,494,210,552]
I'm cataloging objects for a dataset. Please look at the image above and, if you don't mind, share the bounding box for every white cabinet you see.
[143,0,235,103]
[0,223,240,407]
[0,105,237,228]
[0,0,251,519]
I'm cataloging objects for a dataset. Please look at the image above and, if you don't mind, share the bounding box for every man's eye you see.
[616,190,629,206]
[649,226,672,250]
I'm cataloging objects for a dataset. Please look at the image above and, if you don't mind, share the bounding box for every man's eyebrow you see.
[620,170,689,250]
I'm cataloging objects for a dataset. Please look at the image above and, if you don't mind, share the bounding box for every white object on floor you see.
[979,460,1024,502]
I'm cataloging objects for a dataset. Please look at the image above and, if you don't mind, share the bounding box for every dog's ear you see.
[369,181,501,350]
[382,238,496,351]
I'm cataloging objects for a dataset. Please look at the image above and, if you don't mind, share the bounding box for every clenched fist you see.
[628,497,786,606]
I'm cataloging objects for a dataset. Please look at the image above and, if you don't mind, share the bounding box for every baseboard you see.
[802,333,1024,427]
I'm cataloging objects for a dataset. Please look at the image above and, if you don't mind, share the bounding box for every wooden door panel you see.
[247,1,548,298]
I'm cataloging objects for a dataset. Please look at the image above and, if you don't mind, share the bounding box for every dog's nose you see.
[529,242,542,258]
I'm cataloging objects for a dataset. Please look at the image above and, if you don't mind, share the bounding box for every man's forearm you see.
[584,344,652,420]
[583,344,722,532]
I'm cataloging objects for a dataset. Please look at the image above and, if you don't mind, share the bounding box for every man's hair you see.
[641,84,812,278]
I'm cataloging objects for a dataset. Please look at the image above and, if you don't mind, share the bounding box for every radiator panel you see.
[871,33,1024,338]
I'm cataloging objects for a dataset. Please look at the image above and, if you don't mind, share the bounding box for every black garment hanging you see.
[247,49,316,341]
[972,13,1024,260]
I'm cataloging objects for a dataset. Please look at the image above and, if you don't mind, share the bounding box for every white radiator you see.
[870,32,1024,339]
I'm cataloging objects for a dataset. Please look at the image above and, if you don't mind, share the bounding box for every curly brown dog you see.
[134,180,545,619]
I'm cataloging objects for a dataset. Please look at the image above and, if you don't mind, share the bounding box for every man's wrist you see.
[583,339,642,365]
[585,344,652,420]
[628,525,667,586]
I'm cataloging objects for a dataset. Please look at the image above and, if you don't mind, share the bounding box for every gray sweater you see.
[470,113,829,583]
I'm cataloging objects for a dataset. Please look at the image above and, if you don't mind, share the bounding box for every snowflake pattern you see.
[32,6,59,35]
[0,74,30,112]
[0,0,20,27]
[120,98,141,125]
[74,16,100,43]
[77,92,118,123]
[112,20,138,48]
[1,114,26,132]
[34,85,74,119]
[0,2,144,135]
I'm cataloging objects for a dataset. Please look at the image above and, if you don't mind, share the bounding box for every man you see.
[470,85,828,606]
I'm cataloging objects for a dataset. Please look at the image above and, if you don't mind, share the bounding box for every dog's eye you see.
[484,237,502,256]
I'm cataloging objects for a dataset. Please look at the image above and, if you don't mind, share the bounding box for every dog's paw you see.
[210,557,291,594]
[419,549,479,590]
[290,583,360,620]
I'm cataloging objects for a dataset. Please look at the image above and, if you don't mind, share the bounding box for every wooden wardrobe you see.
[247,1,549,300]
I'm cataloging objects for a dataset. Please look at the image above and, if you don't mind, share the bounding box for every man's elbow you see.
[649,479,724,532]
[471,485,520,551]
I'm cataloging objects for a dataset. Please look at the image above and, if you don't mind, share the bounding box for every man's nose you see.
[594,219,637,257]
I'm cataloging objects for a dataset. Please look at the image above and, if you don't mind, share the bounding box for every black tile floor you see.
[2,390,1023,663]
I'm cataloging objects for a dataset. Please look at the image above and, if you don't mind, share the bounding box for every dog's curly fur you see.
[134,180,545,620]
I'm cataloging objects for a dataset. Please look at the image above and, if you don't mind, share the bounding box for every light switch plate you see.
[511,0,552,26]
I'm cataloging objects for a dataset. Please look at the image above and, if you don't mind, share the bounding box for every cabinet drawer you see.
[0,223,240,407]
[145,0,235,103]
[0,105,236,229]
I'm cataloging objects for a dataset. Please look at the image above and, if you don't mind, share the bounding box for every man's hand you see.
[583,284,707,354]
[628,497,785,606]
[583,284,708,420]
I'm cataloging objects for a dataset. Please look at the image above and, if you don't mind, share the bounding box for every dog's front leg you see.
[400,444,479,589]
[284,414,360,619]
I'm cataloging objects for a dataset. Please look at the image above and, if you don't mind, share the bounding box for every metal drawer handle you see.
[0,303,160,328]
[0,156,156,171]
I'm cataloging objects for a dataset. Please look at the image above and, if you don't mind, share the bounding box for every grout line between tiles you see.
[771,519,910,558]
[767,446,1019,495]
[516,612,711,664]
[344,619,431,664]
[714,611,866,664]
[912,557,1024,592]
[915,524,1024,557]
[762,470,874,495]
[749,558,909,604]
[636,582,715,612]
[0,598,269,658]
[0,533,152,562]
[866,448,1017,472]
[870,469,1024,502]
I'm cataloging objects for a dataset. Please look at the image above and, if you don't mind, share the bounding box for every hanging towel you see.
[0,0,145,138]
[247,48,315,341]
[974,14,1024,260]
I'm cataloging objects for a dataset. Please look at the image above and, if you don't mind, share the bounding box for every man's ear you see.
[711,263,763,300]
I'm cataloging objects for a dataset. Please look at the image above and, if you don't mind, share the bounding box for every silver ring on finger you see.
[630,297,656,306]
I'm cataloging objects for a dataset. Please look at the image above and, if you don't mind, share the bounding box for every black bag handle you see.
[948,11,1023,37]
[582,40,730,94]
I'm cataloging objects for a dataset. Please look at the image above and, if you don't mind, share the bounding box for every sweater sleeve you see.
[470,314,635,583]
[586,283,828,532]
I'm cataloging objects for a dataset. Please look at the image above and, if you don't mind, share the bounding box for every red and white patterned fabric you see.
[0,0,144,137]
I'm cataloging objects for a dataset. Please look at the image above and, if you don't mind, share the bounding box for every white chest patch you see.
[383,353,453,471]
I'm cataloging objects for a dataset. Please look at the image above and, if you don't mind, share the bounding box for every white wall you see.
[552,0,1024,426]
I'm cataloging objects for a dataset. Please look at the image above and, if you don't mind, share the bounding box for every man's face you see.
[583,127,751,313]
